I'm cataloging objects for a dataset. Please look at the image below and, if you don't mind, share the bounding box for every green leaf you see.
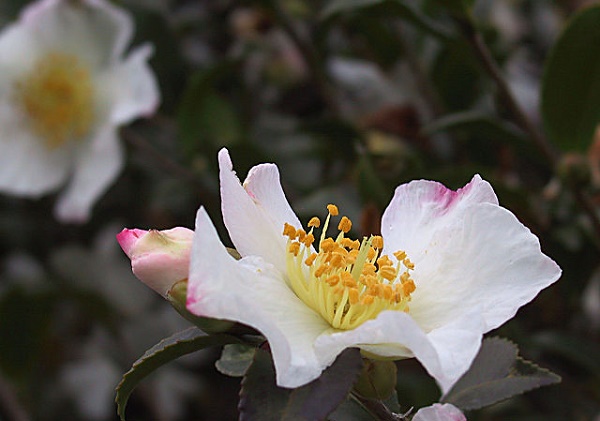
[116,327,241,421]
[541,4,600,152]
[442,337,561,410]
[215,343,257,377]
[320,0,451,40]
[239,348,363,421]
[283,348,363,420]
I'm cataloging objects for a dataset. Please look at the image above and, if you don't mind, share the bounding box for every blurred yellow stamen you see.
[16,52,94,149]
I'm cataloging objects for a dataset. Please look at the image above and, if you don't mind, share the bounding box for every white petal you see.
[381,176,560,333]
[219,148,301,273]
[314,309,484,394]
[97,44,159,125]
[381,175,498,259]
[54,128,123,222]
[412,403,466,421]
[19,0,133,68]
[405,202,560,333]
[0,101,71,196]
[187,207,330,388]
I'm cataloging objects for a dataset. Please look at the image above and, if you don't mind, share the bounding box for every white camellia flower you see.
[187,149,561,393]
[0,0,159,222]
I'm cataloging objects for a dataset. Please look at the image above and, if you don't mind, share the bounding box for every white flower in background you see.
[186,149,561,394]
[0,0,159,222]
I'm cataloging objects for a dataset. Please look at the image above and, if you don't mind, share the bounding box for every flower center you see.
[16,52,95,149]
[284,204,416,330]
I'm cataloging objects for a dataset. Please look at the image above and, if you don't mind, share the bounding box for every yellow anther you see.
[361,295,375,305]
[382,285,393,300]
[403,280,416,295]
[330,253,345,268]
[369,284,381,296]
[379,266,397,281]
[362,263,377,275]
[308,217,321,228]
[394,250,407,261]
[326,275,340,286]
[376,255,393,268]
[297,229,306,242]
[343,278,357,289]
[341,238,354,249]
[320,238,335,252]
[371,235,384,249]
[304,253,317,266]
[367,247,377,260]
[400,272,411,282]
[302,233,315,247]
[404,259,415,270]
[314,265,328,278]
[347,249,359,263]
[348,288,359,305]
[338,216,352,233]
[361,274,377,287]
[283,223,297,238]
[288,242,300,256]
[327,204,339,216]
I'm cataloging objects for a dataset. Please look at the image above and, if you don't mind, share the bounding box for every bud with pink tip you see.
[117,227,194,297]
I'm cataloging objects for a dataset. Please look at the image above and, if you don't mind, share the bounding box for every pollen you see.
[284,204,416,330]
[15,52,95,149]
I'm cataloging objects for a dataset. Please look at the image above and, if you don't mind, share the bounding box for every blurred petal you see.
[54,128,123,222]
[0,102,71,196]
[19,0,133,67]
[99,44,160,125]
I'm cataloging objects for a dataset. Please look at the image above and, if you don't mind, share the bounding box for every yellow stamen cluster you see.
[16,52,95,149]
[283,204,416,330]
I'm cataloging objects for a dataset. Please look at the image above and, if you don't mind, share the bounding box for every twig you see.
[456,16,600,246]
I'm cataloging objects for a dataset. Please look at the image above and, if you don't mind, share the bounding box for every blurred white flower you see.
[0,0,159,222]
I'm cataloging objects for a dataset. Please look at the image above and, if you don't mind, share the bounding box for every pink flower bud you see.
[117,227,194,297]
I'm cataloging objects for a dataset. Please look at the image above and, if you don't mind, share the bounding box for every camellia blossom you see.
[117,227,194,297]
[186,149,561,393]
[0,0,159,222]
